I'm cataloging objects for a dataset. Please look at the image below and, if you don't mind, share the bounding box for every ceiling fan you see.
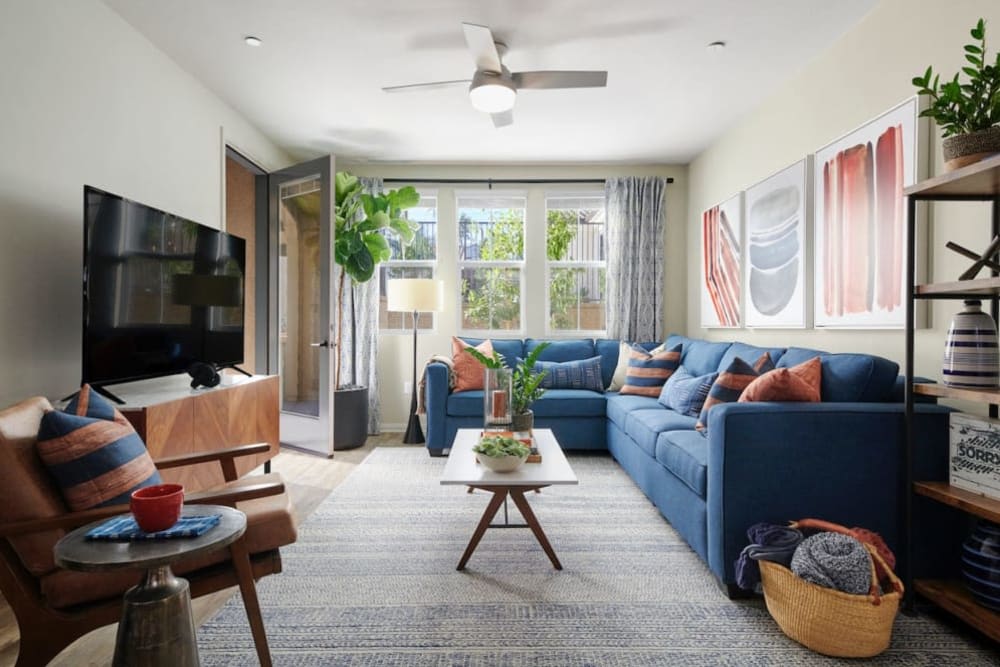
[382,22,608,128]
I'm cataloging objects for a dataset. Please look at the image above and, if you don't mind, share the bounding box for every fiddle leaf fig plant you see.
[912,18,1000,138]
[333,171,420,386]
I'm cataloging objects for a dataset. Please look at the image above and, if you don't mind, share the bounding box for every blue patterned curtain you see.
[605,177,667,342]
[336,176,382,434]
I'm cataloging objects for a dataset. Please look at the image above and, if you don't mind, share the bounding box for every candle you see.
[492,389,507,418]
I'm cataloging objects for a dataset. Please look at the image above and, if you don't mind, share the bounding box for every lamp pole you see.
[402,309,424,443]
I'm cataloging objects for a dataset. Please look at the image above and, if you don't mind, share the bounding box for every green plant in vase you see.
[913,18,1000,170]
[466,342,550,432]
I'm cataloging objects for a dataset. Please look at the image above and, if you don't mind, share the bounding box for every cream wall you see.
[687,0,1000,390]
[345,163,687,429]
[0,0,293,407]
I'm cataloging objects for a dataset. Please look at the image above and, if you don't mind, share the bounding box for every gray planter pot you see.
[511,410,534,432]
[334,385,368,451]
[942,125,1000,166]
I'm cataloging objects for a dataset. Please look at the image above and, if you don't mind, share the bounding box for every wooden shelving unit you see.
[904,153,1000,643]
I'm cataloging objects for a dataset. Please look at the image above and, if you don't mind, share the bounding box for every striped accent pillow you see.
[696,352,775,432]
[37,385,162,511]
[658,366,719,417]
[533,356,605,392]
[620,344,682,397]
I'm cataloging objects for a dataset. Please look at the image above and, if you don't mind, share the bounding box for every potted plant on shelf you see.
[333,171,419,449]
[913,18,1000,171]
[466,342,550,432]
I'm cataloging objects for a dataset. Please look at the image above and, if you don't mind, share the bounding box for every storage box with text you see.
[949,412,1000,501]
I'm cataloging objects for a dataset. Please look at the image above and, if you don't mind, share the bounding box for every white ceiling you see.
[105,0,877,164]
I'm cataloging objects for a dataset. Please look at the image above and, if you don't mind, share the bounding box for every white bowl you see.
[477,453,528,472]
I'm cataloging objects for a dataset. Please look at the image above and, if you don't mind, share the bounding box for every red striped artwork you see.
[814,97,916,328]
[701,195,741,328]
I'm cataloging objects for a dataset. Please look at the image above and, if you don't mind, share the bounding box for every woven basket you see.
[758,543,903,658]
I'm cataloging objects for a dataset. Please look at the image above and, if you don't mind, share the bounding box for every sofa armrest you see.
[704,401,952,583]
[425,362,451,450]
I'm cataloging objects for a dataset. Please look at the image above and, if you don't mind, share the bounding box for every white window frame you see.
[456,189,526,337]
[544,191,608,337]
[380,190,438,334]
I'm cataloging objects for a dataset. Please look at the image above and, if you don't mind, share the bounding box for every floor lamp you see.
[387,278,443,444]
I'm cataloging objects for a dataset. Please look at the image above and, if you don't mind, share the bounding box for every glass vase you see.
[483,367,512,431]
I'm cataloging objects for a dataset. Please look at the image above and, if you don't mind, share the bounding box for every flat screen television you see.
[83,185,246,387]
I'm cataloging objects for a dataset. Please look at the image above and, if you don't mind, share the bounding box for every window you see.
[545,193,607,334]
[457,192,526,333]
[379,192,437,331]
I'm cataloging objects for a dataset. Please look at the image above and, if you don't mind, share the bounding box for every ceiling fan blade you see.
[491,109,514,128]
[512,71,608,90]
[382,79,472,93]
[462,22,502,72]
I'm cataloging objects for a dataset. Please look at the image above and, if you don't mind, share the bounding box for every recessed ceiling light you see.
[244,35,262,47]
[707,41,726,51]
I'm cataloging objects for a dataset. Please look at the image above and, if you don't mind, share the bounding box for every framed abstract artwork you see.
[743,158,810,328]
[813,97,923,328]
[701,193,742,328]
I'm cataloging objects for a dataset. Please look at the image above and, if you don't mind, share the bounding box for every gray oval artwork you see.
[748,185,800,316]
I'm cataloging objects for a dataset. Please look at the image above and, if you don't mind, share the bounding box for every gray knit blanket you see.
[790,532,871,595]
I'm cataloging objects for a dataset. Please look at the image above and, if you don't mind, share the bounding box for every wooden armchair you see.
[0,396,297,667]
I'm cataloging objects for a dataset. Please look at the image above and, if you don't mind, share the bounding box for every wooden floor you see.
[0,432,412,667]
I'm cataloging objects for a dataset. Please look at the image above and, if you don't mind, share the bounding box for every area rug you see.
[198,448,996,665]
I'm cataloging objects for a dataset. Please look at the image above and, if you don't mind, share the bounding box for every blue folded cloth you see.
[85,514,222,541]
[735,522,804,591]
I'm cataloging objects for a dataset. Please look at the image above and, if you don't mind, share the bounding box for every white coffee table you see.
[441,428,578,570]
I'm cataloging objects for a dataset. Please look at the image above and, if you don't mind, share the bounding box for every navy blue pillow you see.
[658,366,718,416]
[531,355,605,392]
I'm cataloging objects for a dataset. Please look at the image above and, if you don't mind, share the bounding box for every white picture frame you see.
[743,158,811,328]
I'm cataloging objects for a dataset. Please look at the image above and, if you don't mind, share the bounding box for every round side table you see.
[54,504,246,667]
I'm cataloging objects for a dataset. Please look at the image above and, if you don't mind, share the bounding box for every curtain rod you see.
[382,177,674,186]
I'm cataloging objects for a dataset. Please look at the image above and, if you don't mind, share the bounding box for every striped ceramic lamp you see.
[943,300,999,387]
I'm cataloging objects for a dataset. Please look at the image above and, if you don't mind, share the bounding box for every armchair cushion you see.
[36,385,161,511]
[0,397,67,576]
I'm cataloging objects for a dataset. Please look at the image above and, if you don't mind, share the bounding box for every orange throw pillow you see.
[739,356,822,403]
[452,337,494,392]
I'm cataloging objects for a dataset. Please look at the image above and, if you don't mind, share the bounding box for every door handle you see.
[310,341,330,348]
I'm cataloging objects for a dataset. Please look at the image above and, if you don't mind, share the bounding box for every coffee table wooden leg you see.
[509,489,562,570]
[457,489,508,570]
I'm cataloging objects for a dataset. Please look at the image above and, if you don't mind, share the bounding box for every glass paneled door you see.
[267,156,335,456]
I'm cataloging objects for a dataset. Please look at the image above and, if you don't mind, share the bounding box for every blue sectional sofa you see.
[424,334,954,593]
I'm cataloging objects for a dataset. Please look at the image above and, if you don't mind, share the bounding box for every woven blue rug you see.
[198,448,997,665]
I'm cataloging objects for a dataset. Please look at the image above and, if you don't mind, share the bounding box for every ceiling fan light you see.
[469,73,516,113]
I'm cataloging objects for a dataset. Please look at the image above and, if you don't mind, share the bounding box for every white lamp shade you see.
[386,279,443,313]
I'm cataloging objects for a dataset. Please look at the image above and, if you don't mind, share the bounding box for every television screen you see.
[83,186,246,386]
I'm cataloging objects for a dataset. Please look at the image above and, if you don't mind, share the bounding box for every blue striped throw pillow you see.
[37,385,162,511]
[696,352,775,432]
[530,355,605,392]
[658,366,719,417]
[620,344,682,397]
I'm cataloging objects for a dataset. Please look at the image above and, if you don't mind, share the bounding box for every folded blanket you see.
[735,522,803,590]
[417,354,455,414]
[85,514,222,541]
[791,532,871,595]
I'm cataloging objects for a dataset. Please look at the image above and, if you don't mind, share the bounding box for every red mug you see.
[130,484,184,533]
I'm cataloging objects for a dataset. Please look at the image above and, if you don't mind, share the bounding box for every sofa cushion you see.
[621,344,682,397]
[459,337,524,369]
[533,356,604,392]
[679,339,732,377]
[776,347,899,402]
[446,391,484,417]
[656,430,709,498]
[696,353,775,431]
[452,338,494,392]
[526,338,595,363]
[741,357,821,403]
[606,393,663,430]
[624,408,698,458]
[718,342,786,373]
[658,367,718,417]
[529,389,607,418]
[36,385,162,511]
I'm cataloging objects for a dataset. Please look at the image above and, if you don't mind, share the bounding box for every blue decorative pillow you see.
[36,385,162,511]
[658,366,718,416]
[530,355,605,393]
